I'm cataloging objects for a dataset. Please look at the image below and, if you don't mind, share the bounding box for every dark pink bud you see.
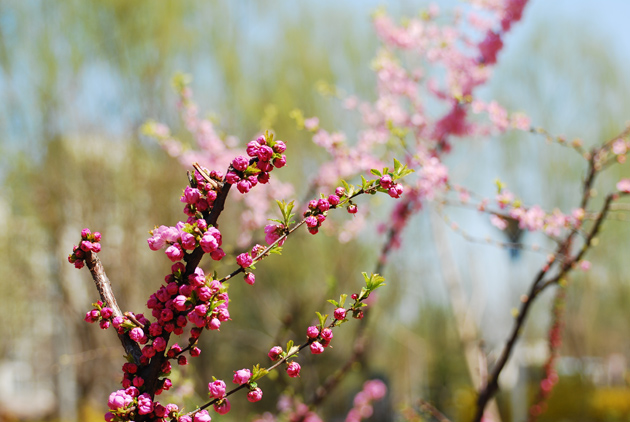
[310,341,325,354]
[232,155,249,172]
[257,172,270,184]
[328,194,340,206]
[257,145,274,161]
[307,326,319,339]
[334,307,346,320]
[273,155,287,168]
[273,140,286,153]
[177,355,188,366]
[190,347,201,357]
[244,272,256,285]
[214,399,231,415]
[347,204,358,214]
[247,387,263,403]
[286,361,301,377]
[268,346,283,361]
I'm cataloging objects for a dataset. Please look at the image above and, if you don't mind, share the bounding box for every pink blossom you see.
[129,327,144,342]
[180,232,197,250]
[208,379,227,399]
[334,307,347,320]
[214,399,231,415]
[268,346,283,361]
[320,328,333,341]
[244,272,256,285]
[210,248,226,261]
[310,341,325,354]
[307,326,320,339]
[108,389,133,411]
[233,368,252,385]
[165,243,184,262]
[248,387,263,403]
[193,410,212,422]
[232,155,249,172]
[286,361,301,377]
[236,252,253,268]
[273,140,287,153]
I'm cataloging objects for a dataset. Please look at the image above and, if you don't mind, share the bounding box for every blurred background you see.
[2,1,630,421]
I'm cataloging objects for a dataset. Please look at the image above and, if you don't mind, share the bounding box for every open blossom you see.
[108,389,134,411]
[137,393,154,415]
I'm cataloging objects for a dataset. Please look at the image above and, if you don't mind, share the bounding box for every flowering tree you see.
[71,1,630,421]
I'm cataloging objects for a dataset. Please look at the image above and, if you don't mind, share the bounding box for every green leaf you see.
[339,294,347,308]
[370,169,382,177]
[316,311,328,327]
[361,175,368,190]
[393,158,402,172]
[251,364,269,382]
[327,299,339,307]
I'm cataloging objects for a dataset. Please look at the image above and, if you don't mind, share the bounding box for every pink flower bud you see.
[321,328,333,341]
[137,393,153,415]
[236,253,253,268]
[310,341,325,354]
[286,361,301,377]
[317,198,330,212]
[244,272,256,285]
[247,387,263,403]
[257,171,270,184]
[334,308,346,320]
[193,410,212,422]
[233,368,251,385]
[273,140,286,153]
[214,399,231,415]
[210,248,225,261]
[273,155,287,168]
[191,347,201,357]
[379,174,393,189]
[232,155,249,172]
[81,228,91,238]
[347,204,358,214]
[328,194,340,206]
[208,380,226,399]
[306,326,320,339]
[177,355,188,366]
[165,243,184,262]
[268,346,283,361]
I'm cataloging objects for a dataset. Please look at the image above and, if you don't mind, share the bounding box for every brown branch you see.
[84,250,143,364]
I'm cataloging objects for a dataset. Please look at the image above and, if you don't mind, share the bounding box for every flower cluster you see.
[84,301,114,330]
[67,228,102,269]
[226,133,287,194]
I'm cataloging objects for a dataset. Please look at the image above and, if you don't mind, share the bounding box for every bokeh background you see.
[2,1,630,421]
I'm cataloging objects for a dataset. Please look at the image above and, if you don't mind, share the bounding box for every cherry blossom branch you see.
[84,250,143,364]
